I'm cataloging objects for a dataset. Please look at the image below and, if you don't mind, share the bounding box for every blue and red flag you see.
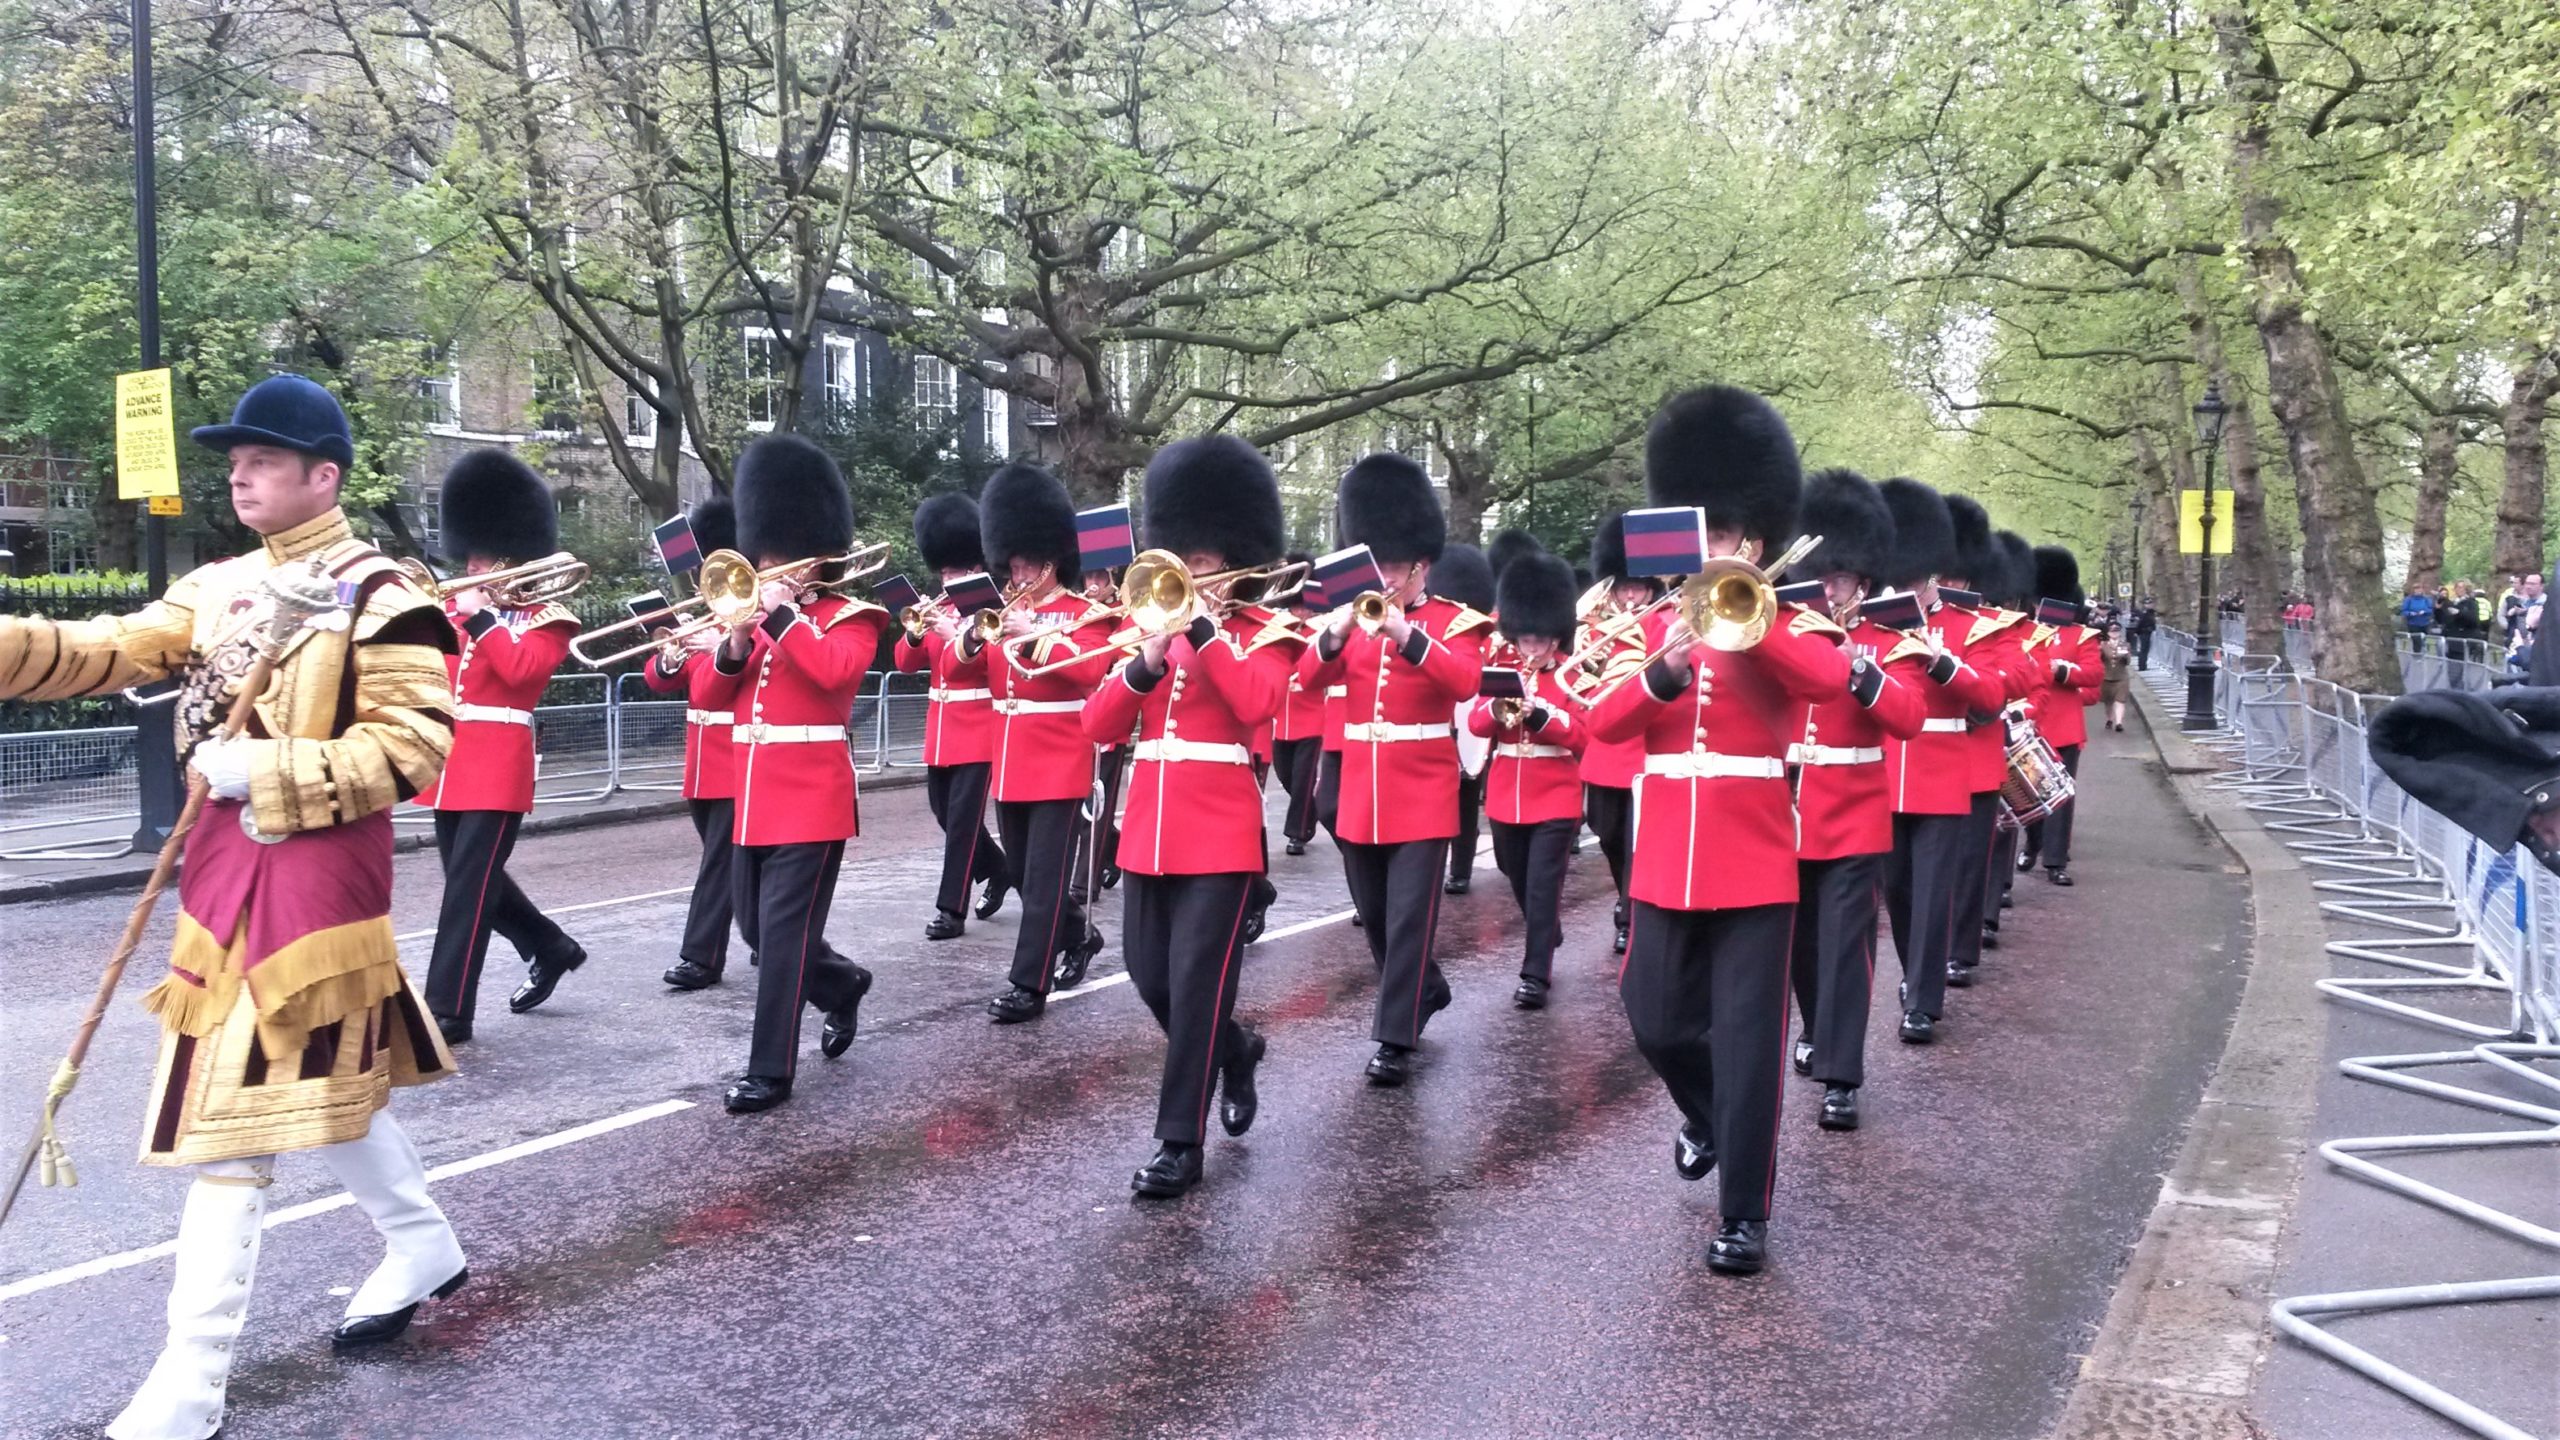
[653,515,702,574]
[2035,597,2082,627]
[1621,506,1706,578]
[874,574,924,617]
[1774,579,1827,610]
[1937,585,1983,611]
[943,570,1002,615]
[1311,545,1387,606]
[1076,504,1136,572]
[1861,590,1925,631]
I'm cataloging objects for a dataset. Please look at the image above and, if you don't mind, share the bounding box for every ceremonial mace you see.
[1,564,347,1225]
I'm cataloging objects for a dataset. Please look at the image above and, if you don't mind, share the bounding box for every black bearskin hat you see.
[1283,550,1315,609]
[735,433,853,561]
[1433,543,1496,612]
[1488,527,1546,583]
[914,492,983,574]
[1336,453,1446,565]
[1497,552,1578,643]
[688,493,736,558]
[1943,494,1999,589]
[1142,435,1284,568]
[1642,385,1802,547]
[439,448,558,564]
[1590,511,1634,582]
[1875,478,1955,588]
[2034,545,2084,606]
[979,463,1082,585]
[1789,468,1895,586]
[1992,531,2035,609]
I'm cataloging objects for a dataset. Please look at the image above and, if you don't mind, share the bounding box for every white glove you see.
[190,736,254,800]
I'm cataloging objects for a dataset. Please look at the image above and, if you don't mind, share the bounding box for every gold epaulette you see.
[336,552,440,642]
[1786,605,1847,641]
[1967,609,2024,643]
[1882,634,1935,666]
[1240,606,1302,654]
[2029,623,2058,648]
[821,597,889,632]
[1443,603,1496,639]
[523,601,580,632]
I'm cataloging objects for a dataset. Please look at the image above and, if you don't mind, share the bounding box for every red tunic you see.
[1588,606,1853,911]
[2024,622,2104,749]
[421,602,577,814]
[948,588,1117,803]
[1464,667,1588,824]
[1883,606,2012,815]
[1294,596,1491,844]
[693,594,888,846]
[1962,608,2035,792]
[1274,652,1326,743]
[1791,620,1931,860]
[1569,614,1649,789]
[1082,609,1295,875]
[894,628,996,767]
[643,646,739,801]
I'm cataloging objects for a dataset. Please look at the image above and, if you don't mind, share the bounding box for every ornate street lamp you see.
[2183,379,2229,730]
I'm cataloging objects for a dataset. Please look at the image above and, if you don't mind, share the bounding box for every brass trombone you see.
[570,541,890,667]
[1582,535,1823,703]
[1005,550,1197,678]
[397,552,589,609]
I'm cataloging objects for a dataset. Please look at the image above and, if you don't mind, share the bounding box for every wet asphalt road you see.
[1,720,2250,1439]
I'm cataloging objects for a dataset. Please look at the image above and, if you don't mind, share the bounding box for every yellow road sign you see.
[147,494,184,517]
[115,369,181,499]
[2178,489,2233,555]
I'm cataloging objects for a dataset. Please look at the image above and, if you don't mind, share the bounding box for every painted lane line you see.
[396,886,695,942]
[0,1099,695,1303]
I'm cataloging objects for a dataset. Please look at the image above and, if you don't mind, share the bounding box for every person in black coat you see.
[2368,687,2560,874]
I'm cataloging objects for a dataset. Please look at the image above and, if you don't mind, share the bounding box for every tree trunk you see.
[2495,354,2557,582]
[2168,273,2285,660]
[2127,425,2193,624]
[2405,408,2458,594]
[2215,11,2399,695]
[89,484,138,573]
[1434,425,1494,544]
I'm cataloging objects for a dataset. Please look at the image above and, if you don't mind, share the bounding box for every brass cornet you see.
[1350,591,1393,633]
[398,552,589,609]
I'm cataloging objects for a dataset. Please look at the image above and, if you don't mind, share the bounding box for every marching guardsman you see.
[1296,454,1493,1086]
[1270,551,1325,856]
[1781,470,1929,1132]
[1576,512,1659,955]
[965,464,1117,1022]
[1877,479,2008,1043]
[2022,545,2102,885]
[1981,530,2037,935]
[648,494,750,990]
[418,450,587,1044]
[1436,543,1497,895]
[1584,385,1856,1277]
[1941,501,2032,987]
[1463,552,1587,1008]
[1073,548,1132,904]
[1081,436,1295,1197]
[2,375,465,1436]
[695,435,888,1112]
[894,491,1011,941]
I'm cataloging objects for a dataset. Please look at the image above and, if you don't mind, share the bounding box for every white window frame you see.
[823,333,865,415]
[978,381,1010,459]
[913,354,958,439]
[742,326,780,431]
[624,393,657,439]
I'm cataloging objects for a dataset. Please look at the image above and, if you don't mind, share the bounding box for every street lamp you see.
[2183,378,2229,731]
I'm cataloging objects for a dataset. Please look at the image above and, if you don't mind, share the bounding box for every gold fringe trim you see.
[144,913,406,1061]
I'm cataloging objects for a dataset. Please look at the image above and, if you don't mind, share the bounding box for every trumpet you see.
[398,552,589,609]
[570,541,890,667]
[1349,591,1394,633]
[1584,534,1822,703]
[1490,696,1529,730]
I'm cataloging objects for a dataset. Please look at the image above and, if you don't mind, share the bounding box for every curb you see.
[2048,682,2327,1440]
[0,767,928,907]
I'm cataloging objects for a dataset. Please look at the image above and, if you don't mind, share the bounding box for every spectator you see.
[2132,597,2158,669]
[2507,574,2545,645]
[2098,620,2132,732]
[2402,584,2437,648]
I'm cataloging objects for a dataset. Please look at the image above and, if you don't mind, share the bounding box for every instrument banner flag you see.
[1477,666,1526,698]
[653,516,702,574]
[943,571,1002,614]
[875,574,925,616]
[1621,506,1706,577]
[1774,579,1826,609]
[624,591,668,623]
[1075,504,1136,571]
[1311,545,1387,606]
[2034,597,2081,627]
[1861,590,1925,630]
[1937,586,1983,610]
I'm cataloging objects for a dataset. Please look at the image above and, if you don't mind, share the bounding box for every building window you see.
[1021,353,1058,427]
[743,327,780,429]
[45,527,98,574]
[978,383,1010,459]
[625,394,657,439]
[416,346,459,430]
[531,351,583,435]
[913,354,957,433]
[824,334,865,415]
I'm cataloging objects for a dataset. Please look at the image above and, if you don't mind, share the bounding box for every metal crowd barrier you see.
[2143,646,2556,1440]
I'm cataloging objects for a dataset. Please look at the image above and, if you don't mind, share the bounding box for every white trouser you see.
[107,1157,272,1440]
[313,1113,465,1321]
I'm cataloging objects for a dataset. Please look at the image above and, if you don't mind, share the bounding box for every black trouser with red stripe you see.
[2024,744,2083,869]
[679,798,739,974]
[923,762,1006,918]
[1986,825,2018,921]
[1789,853,1883,1088]
[1953,792,2001,967]
[1583,783,1635,918]
[424,809,575,1023]
[1622,900,1796,1222]
[733,838,865,1080]
[1070,747,1128,902]
[1122,871,1257,1144]
[997,797,1089,994]
[1491,817,1575,981]
[1883,810,1972,1020]
[1451,771,1485,884]
[1314,749,1343,841]
[1274,736,1323,846]
[1337,837,1451,1049]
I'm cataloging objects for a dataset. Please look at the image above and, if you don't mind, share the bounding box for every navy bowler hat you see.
[190,373,356,470]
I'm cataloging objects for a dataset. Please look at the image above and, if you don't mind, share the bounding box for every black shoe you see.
[1422,978,1453,1028]
[1242,878,1277,946]
[1819,1085,1860,1131]
[821,967,872,1059]
[975,875,1010,920]
[331,1267,467,1348]
[1364,1043,1412,1087]
[1240,906,1267,946]
[1284,839,1307,857]
[1131,1142,1203,1198]
[1706,1219,1768,1276]
[1513,976,1549,1010]
[1983,912,2000,934]
[1613,919,1629,954]
[1981,927,2000,952]
[507,941,586,1014]
[1220,1030,1266,1137]
[1674,1125,1714,1181]
[1052,928,1104,990]
[1444,874,1471,896]
[2000,892,2014,910]
[2049,868,2074,887]
[1946,961,1975,989]
[1100,863,1121,891]
[924,909,966,941]
[723,1075,791,1113]
[1791,1040,1814,1077]
[663,958,722,991]
[2017,849,2035,873]
[988,986,1047,1024]
[434,1013,472,1046]
[1350,909,1365,929]
[1900,1010,1936,1043]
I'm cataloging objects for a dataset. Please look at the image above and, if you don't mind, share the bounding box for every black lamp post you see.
[2183,379,2228,730]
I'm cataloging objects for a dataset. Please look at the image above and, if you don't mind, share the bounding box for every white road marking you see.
[0,1099,694,1303]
